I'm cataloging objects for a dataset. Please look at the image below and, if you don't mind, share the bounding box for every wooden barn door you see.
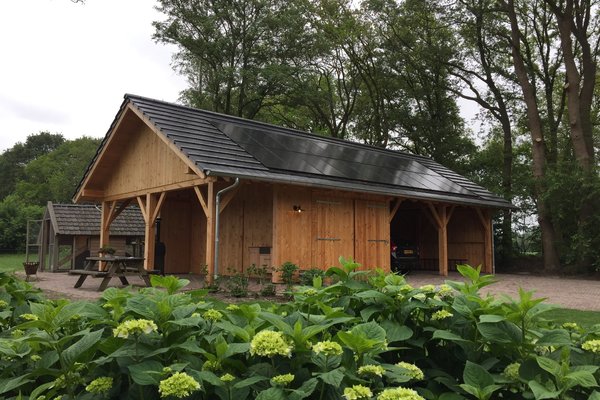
[311,196,354,269]
[354,200,390,271]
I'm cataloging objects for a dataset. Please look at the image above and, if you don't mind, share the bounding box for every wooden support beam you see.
[137,193,167,271]
[476,208,493,273]
[219,186,239,214]
[389,198,403,223]
[437,205,448,276]
[425,203,449,277]
[205,182,216,284]
[194,186,209,217]
[99,201,113,271]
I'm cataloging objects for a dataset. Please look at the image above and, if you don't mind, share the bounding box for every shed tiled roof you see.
[77,94,512,209]
[46,203,144,236]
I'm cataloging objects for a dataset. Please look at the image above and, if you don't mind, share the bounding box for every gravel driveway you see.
[19,270,600,311]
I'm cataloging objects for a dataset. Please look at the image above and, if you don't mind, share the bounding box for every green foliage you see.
[0,136,100,252]
[299,268,325,287]
[1,264,600,399]
[0,132,65,201]
[277,261,299,290]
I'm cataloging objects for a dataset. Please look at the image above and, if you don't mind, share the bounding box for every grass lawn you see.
[0,253,26,273]
[543,308,600,329]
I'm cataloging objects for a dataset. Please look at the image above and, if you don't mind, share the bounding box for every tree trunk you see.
[505,0,561,271]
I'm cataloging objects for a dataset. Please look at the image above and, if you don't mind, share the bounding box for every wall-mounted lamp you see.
[293,205,304,213]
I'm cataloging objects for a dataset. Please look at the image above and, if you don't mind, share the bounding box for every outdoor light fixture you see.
[293,205,304,213]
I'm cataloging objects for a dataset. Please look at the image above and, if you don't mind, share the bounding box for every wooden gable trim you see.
[73,106,133,203]
[127,104,206,180]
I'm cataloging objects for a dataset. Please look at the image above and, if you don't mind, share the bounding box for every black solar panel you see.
[214,122,473,196]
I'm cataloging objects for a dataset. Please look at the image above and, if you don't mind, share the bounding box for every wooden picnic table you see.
[69,256,151,291]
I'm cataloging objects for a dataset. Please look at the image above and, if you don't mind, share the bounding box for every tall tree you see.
[154,0,315,119]
[502,0,562,271]
[0,132,65,201]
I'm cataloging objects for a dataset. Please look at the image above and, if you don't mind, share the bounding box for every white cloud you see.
[0,0,186,151]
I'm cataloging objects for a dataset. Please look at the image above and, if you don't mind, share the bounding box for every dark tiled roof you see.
[48,203,144,236]
[77,94,512,209]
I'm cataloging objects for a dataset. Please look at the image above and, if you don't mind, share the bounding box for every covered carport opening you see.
[390,200,492,273]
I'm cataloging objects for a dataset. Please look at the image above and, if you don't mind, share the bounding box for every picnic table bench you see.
[69,256,151,291]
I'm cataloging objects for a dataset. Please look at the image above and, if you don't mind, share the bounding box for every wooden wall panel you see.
[101,122,202,199]
[447,208,485,267]
[242,184,273,270]
[272,185,312,269]
[311,195,354,269]
[354,200,390,271]
[218,195,244,274]
[161,196,192,273]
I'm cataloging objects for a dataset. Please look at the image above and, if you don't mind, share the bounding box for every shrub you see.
[0,263,599,399]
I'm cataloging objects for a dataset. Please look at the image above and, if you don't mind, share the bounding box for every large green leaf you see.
[129,360,164,385]
[0,376,32,395]
[62,329,103,367]
[477,321,522,344]
[528,380,561,400]
[535,357,561,376]
[535,330,573,347]
[380,320,413,343]
[432,330,472,343]
[564,369,598,388]
[318,367,345,387]
[289,378,319,400]
[256,387,286,400]
[463,361,494,389]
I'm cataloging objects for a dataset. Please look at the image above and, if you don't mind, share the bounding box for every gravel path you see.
[18,270,600,311]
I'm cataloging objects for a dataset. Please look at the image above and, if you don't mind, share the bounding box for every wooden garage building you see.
[38,202,145,271]
[73,94,512,281]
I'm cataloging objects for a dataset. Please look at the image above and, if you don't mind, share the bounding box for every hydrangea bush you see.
[0,263,599,399]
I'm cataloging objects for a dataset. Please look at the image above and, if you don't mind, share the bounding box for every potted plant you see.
[98,246,116,258]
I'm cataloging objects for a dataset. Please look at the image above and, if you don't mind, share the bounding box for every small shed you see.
[38,202,145,271]
[73,94,512,280]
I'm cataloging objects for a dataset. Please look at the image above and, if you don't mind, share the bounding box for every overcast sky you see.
[0,0,187,152]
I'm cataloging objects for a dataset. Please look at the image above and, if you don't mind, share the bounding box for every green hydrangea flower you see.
[21,313,38,321]
[377,387,425,400]
[358,364,385,377]
[419,284,435,292]
[312,340,343,357]
[431,310,453,321]
[437,284,454,297]
[343,385,373,399]
[226,304,240,311]
[250,330,293,358]
[396,362,424,380]
[0,300,9,309]
[113,319,158,338]
[158,372,201,398]
[302,288,318,296]
[412,293,426,302]
[86,377,113,394]
[271,373,294,386]
[562,322,580,330]
[503,362,520,381]
[220,373,236,382]
[202,360,221,371]
[400,284,413,293]
[582,339,600,354]
[30,354,41,362]
[202,309,223,322]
